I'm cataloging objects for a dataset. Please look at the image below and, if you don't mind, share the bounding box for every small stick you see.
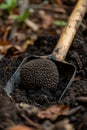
[77,96,87,103]
[25,19,39,31]
[53,0,87,61]
[67,106,83,116]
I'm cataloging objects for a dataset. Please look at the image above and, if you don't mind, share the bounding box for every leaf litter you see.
[0,0,87,130]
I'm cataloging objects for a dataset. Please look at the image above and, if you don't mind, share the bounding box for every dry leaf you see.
[54,119,74,130]
[0,40,11,46]
[37,105,69,121]
[6,45,24,56]
[6,125,33,130]
[0,40,24,56]
[0,0,4,3]
[0,40,12,54]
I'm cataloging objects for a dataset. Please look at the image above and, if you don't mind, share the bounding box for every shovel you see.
[5,0,87,101]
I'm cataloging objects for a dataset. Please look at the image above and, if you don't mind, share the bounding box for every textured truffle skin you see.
[20,59,59,90]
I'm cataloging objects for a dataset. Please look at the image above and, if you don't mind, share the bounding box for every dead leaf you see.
[6,125,33,130]
[54,119,74,130]
[0,40,12,55]
[0,40,11,46]
[0,40,24,56]
[37,105,69,121]
[6,45,24,56]
[0,0,4,3]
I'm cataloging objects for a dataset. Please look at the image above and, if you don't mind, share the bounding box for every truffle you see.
[20,58,59,90]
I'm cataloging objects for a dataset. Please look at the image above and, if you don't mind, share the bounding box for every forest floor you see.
[0,0,87,130]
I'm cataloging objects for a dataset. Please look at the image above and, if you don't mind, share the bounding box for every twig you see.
[25,19,39,31]
[67,106,83,116]
[28,5,66,14]
[21,113,41,130]
[77,97,87,103]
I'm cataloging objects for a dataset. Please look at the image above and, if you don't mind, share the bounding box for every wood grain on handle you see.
[53,0,87,61]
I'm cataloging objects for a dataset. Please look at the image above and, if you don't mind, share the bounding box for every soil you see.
[0,29,87,129]
[0,1,87,130]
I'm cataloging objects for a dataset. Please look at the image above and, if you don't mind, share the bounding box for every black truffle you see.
[20,58,59,90]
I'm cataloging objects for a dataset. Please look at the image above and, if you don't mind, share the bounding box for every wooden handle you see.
[53,0,87,61]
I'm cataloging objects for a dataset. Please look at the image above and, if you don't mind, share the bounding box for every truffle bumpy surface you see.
[20,58,59,90]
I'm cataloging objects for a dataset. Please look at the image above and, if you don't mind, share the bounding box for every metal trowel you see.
[5,0,87,101]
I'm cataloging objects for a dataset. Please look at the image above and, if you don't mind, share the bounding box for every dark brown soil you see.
[10,30,87,108]
[0,28,87,129]
[0,1,87,129]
